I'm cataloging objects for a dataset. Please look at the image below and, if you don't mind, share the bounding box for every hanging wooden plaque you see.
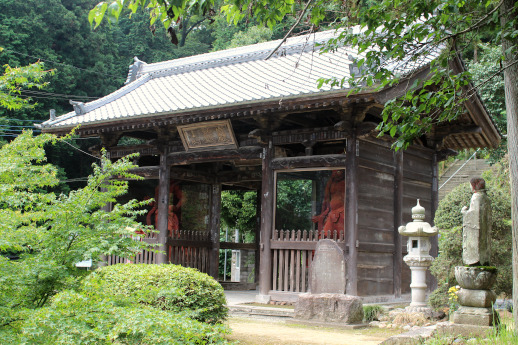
[178,119,238,152]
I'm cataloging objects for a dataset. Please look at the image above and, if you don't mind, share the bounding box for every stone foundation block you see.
[452,306,499,326]
[436,322,497,338]
[457,288,496,308]
[294,293,363,324]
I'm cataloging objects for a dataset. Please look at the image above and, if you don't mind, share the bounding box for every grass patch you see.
[363,305,385,322]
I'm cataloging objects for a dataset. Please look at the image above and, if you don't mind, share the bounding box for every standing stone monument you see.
[452,177,498,327]
[398,200,438,311]
[310,239,347,294]
[294,239,364,325]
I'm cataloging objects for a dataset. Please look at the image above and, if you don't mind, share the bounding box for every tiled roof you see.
[39,29,439,130]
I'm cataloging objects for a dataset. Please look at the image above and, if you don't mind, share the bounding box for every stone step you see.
[228,304,294,319]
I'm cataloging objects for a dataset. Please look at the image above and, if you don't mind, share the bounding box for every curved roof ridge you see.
[132,30,339,79]
[39,74,152,128]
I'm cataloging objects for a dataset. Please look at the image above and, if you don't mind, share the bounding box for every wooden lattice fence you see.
[107,237,158,265]
[167,230,211,273]
[271,229,346,293]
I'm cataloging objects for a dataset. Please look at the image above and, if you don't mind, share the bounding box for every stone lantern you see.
[398,200,438,310]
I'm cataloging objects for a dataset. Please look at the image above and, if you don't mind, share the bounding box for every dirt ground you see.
[226,317,401,345]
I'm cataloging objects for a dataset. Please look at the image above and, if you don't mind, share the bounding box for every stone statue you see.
[311,170,345,239]
[461,177,491,266]
[452,177,498,328]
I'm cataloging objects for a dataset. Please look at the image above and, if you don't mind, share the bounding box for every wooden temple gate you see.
[40,30,501,302]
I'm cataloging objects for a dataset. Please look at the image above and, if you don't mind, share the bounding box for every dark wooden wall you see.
[402,146,435,293]
[356,138,435,296]
[357,139,396,296]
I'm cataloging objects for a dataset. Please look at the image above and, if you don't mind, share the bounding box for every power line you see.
[0,125,40,129]
[2,118,43,123]
[62,139,100,160]
[0,129,41,133]
[1,48,123,79]
[20,90,99,100]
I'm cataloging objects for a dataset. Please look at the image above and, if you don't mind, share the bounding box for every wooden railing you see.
[167,230,211,273]
[271,229,346,293]
[107,237,158,265]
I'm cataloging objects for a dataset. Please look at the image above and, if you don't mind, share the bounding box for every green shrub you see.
[430,178,512,307]
[363,305,384,322]
[428,283,449,311]
[82,264,228,324]
[18,290,229,344]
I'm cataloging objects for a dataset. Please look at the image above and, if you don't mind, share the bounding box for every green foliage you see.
[469,44,508,163]
[0,132,154,337]
[227,26,273,48]
[221,190,257,238]
[428,283,449,311]
[15,290,229,344]
[82,263,228,324]
[0,60,52,110]
[430,178,512,306]
[363,305,384,322]
[276,179,313,230]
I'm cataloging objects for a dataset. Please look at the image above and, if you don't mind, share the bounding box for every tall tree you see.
[0,131,152,336]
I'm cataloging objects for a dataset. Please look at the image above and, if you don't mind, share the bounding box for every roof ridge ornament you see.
[69,100,86,115]
[125,57,146,85]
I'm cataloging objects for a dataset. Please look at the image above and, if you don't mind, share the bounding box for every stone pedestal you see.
[294,293,364,324]
[453,266,499,327]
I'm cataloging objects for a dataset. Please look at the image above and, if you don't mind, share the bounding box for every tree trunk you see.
[501,0,518,332]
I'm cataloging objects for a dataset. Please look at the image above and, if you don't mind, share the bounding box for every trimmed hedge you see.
[81,264,228,324]
[20,290,229,344]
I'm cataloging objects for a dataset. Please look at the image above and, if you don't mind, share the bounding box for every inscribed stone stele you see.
[310,239,346,294]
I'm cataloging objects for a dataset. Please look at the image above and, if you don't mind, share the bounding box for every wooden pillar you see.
[255,189,261,284]
[393,150,403,298]
[156,153,170,265]
[428,152,439,290]
[258,140,274,302]
[346,136,359,295]
[209,183,222,279]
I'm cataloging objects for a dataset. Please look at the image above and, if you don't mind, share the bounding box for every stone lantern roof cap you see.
[399,200,438,237]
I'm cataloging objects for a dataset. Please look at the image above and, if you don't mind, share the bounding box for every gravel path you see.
[226,317,400,344]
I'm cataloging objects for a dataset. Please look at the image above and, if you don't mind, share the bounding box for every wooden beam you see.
[218,170,262,184]
[272,127,347,146]
[220,242,258,250]
[271,154,346,170]
[171,168,218,184]
[128,166,219,184]
[129,166,159,179]
[346,135,359,295]
[393,150,403,299]
[167,146,262,165]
